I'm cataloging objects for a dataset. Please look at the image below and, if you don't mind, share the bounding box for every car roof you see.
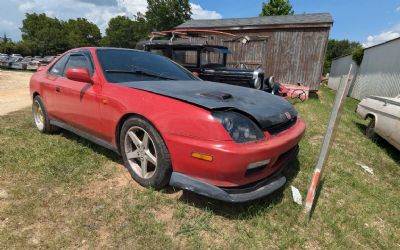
[68,47,149,53]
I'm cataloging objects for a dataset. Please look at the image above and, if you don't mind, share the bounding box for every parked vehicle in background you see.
[357,95,400,150]
[0,56,10,67]
[11,56,32,70]
[30,47,306,202]
[40,56,55,66]
[137,30,267,90]
[0,54,9,63]
[0,56,23,68]
[27,57,43,71]
[26,58,41,71]
[10,54,22,57]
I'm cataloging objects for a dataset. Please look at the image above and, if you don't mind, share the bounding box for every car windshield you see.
[97,49,197,83]
[9,57,20,63]
[200,47,228,67]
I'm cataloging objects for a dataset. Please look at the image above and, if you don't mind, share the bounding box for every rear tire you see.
[366,117,377,140]
[32,95,58,134]
[120,117,172,189]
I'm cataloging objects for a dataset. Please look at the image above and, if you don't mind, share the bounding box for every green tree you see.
[260,0,294,16]
[102,16,147,48]
[14,41,35,56]
[2,33,9,43]
[20,13,67,55]
[0,41,16,54]
[145,0,191,31]
[64,18,101,48]
[324,39,362,74]
[352,47,364,66]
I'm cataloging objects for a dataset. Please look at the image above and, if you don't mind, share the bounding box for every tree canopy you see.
[146,0,191,31]
[64,18,102,48]
[1,0,193,55]
[260,0,294,16]
[101,15,148,48]
[20,13,67,55]
[324,39,363,74]
[101,0,191,48]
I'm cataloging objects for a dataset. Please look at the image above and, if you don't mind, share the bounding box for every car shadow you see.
[308,91,319,100]
[58,129,122,163]
[355,122,400,164]
[175,158,301,219]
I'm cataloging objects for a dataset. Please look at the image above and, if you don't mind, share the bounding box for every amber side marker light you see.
[191,152,213,162]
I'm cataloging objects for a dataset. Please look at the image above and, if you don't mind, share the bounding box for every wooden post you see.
[304,65,353,220]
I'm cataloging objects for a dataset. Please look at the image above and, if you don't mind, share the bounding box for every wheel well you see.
[115,113,166,154]
[33,92,40,98]
[365,113,375,121]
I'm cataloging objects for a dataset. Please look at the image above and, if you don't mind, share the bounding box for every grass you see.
[0,86,399,249]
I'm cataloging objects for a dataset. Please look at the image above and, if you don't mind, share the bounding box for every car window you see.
[63,54,93,76]
[200,50,225,66]
[96,49,197,83]
[49,54,69,76]
[172,49,198,67]
[149,49,168,57]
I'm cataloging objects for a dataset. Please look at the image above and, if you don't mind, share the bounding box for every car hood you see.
[121,80,297,130]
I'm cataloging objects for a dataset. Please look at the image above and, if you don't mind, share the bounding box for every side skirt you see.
[50,119,119,154]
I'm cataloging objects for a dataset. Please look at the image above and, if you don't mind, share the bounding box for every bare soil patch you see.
[0,70,33,115]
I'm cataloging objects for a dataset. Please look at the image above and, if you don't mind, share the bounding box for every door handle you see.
[55,86,61,92]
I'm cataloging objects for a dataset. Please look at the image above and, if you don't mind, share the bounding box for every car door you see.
[55,51,103,138]
[379,98,400,148]
[41,53,70,119]
[374,99,395,138]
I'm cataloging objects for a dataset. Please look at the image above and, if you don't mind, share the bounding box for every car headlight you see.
[254,77,262,89]
[252,70,264,90]
[212,111,265,143]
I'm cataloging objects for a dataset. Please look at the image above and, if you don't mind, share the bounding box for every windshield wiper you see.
[105,69,176,80]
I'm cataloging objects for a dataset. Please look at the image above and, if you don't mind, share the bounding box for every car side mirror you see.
[65,68,92,83]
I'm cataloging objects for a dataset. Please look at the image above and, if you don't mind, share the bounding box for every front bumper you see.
[169,146,298,202]
[166,118,306,187]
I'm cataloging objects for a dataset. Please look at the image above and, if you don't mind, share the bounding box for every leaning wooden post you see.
[304,65,353,220]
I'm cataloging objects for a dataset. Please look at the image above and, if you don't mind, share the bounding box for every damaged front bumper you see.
[169,146,298,202]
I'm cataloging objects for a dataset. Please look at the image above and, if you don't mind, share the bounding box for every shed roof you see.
[177,13,333,30]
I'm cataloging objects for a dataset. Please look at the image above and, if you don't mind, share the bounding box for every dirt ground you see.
[0,70,33,116]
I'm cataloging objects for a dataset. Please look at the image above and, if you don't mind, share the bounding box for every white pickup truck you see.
[357,95,400,150]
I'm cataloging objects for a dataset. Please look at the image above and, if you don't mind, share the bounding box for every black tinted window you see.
[172,49,198,67]
[49,54,68,76]
[64,54,93,76]
[97,49,197,83]
[149,48,168,57]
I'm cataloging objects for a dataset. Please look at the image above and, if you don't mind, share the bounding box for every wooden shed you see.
[176,13,333,90]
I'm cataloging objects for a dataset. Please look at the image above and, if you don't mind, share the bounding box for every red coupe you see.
[30,47,306,202]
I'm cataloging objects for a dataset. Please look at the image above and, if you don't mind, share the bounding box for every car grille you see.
[265,117,297,135]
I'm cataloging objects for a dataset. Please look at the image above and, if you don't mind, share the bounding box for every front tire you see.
[32,95,58,134]
[366,117,377,140]
[120,117,172,189]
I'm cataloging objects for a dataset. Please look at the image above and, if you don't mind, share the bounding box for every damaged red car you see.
[30,47,306,202]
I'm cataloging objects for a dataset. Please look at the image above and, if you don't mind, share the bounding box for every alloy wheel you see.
[33,100,45,131]
[124,126,158,179]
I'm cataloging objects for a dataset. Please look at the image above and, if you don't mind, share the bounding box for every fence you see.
[328,37,400,100]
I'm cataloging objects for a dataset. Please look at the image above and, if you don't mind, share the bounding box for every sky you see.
[1,0,400,47]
